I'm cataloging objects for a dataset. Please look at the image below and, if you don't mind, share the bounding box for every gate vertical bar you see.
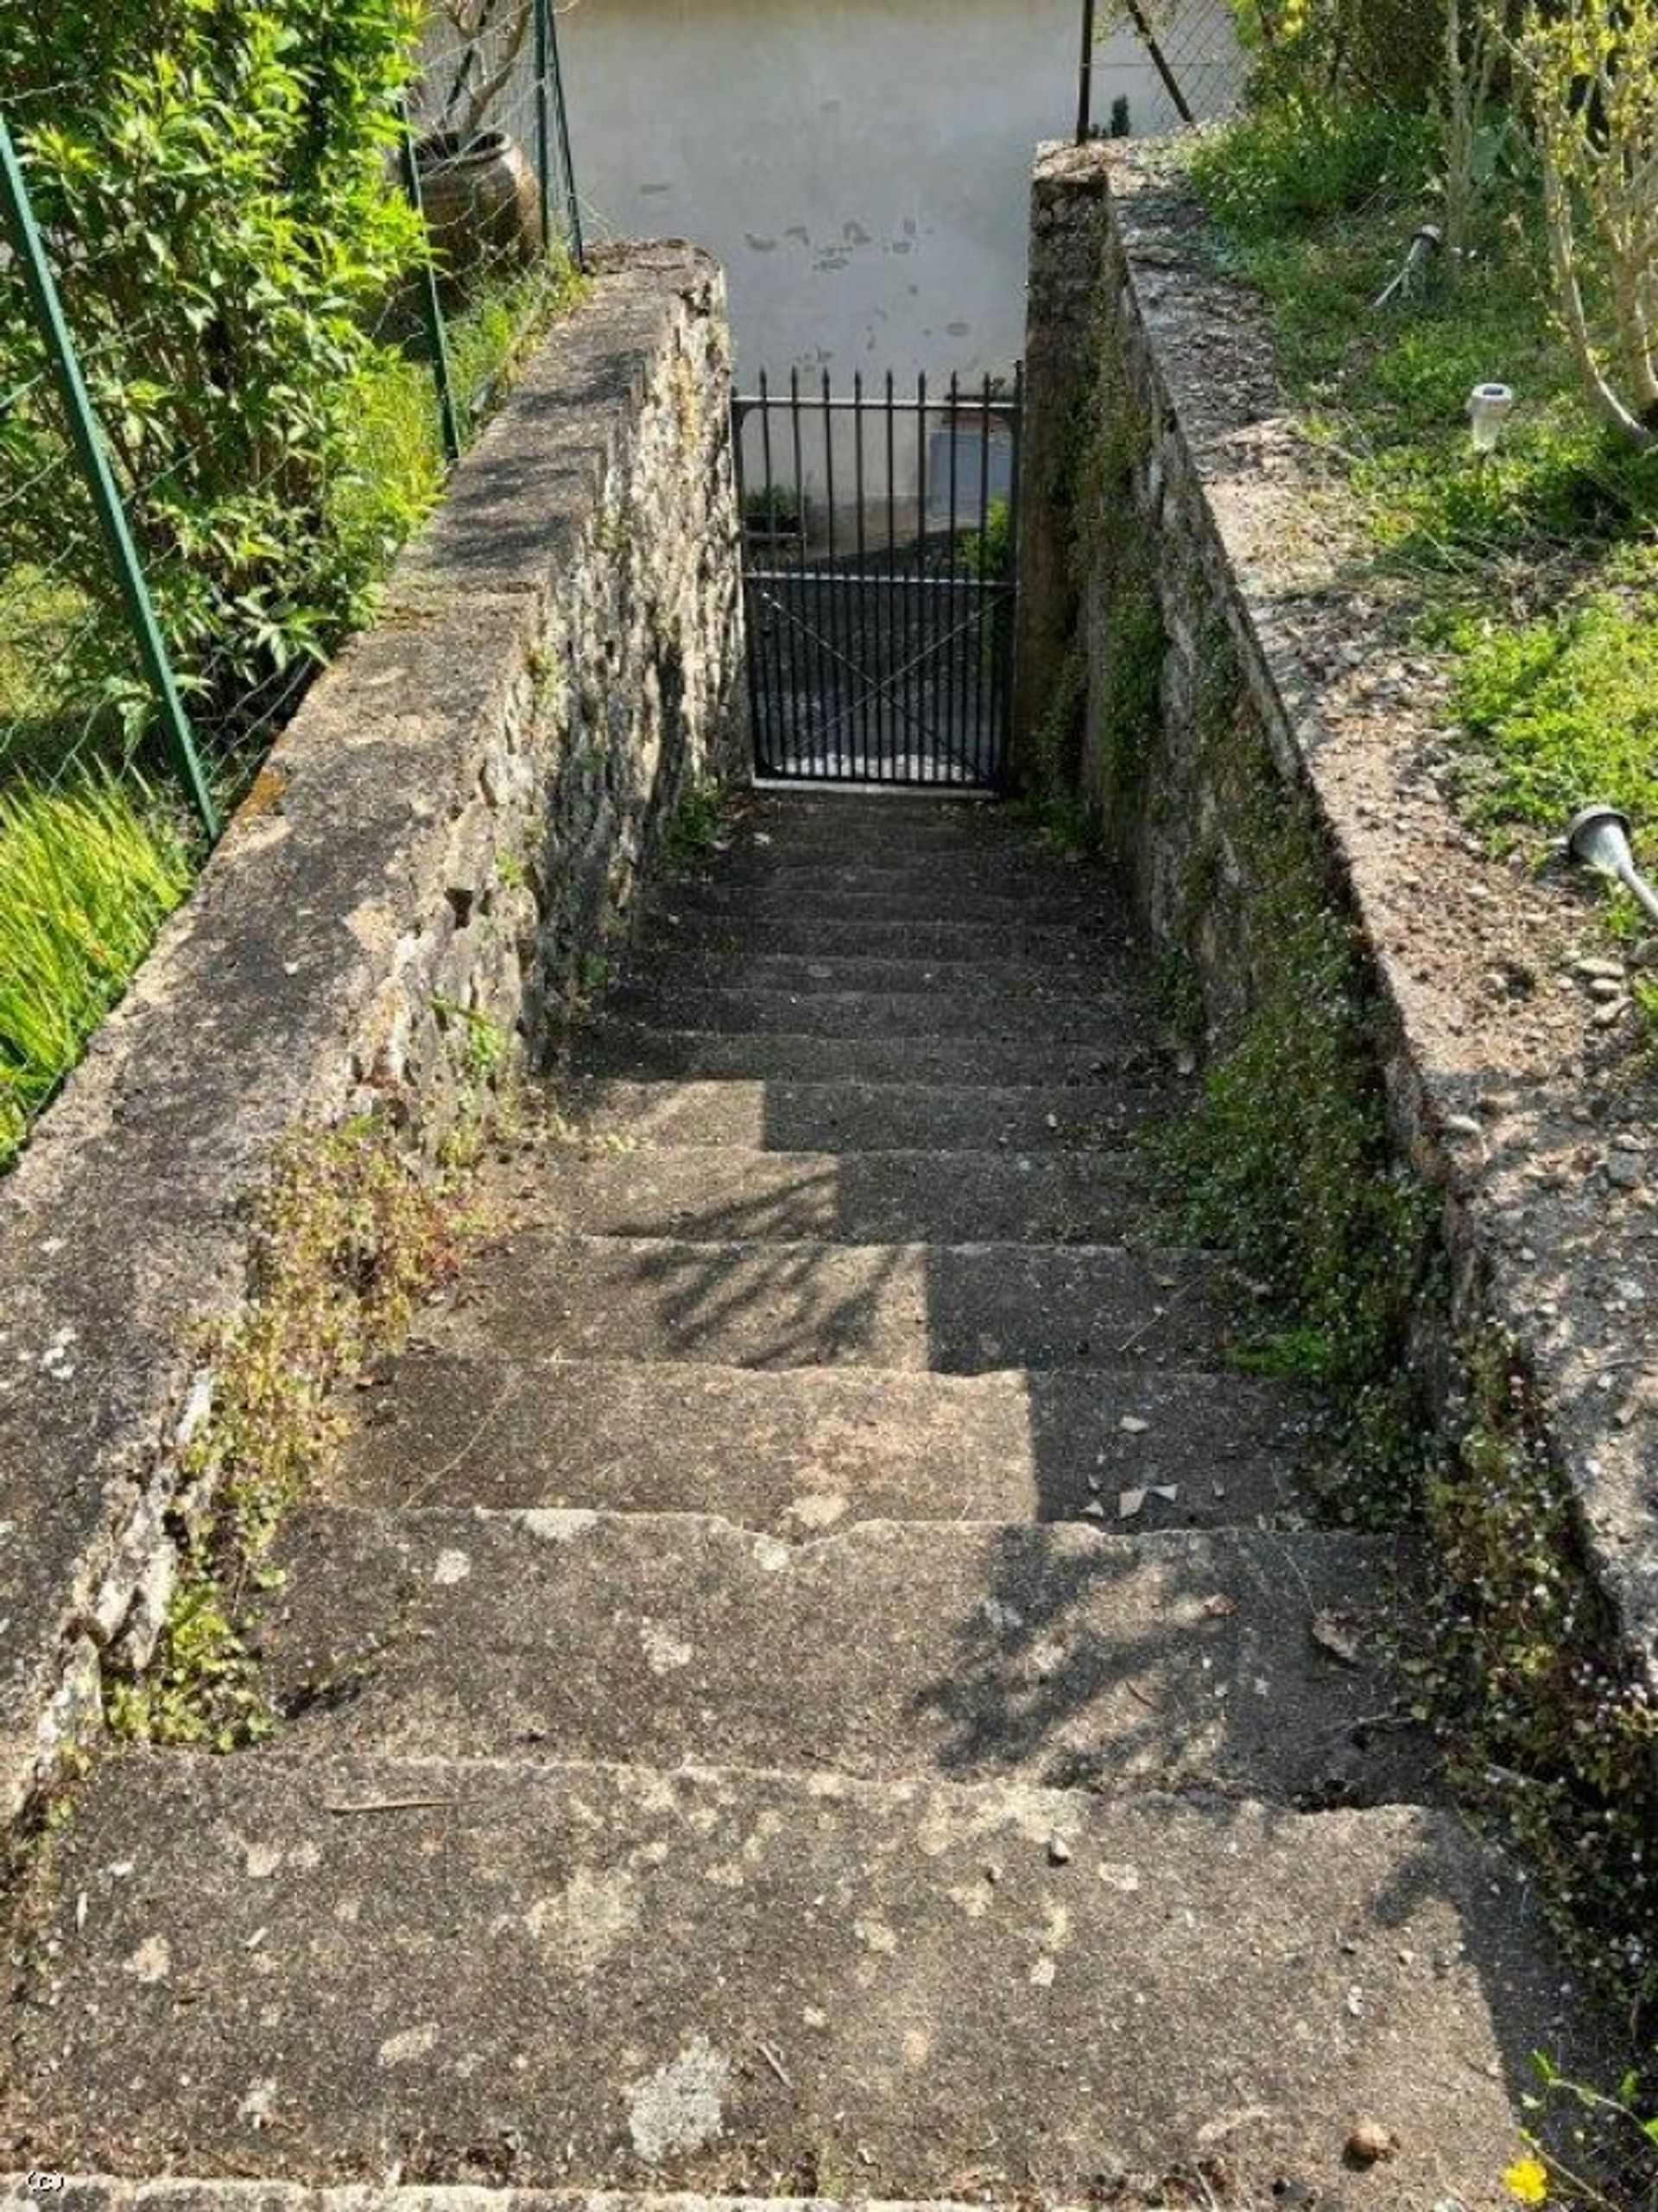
[820,371,842,780]
[788,371,812,780]
[998,364,1025,783]
[884,373,898,786]
[0,114,218,834]
[972,375,994,786]
[756,373,790,776]
[851,372,870,781]
[731,399,769,784]
[398,101,463,466]
[914,375,927,787]
[946,372,962,786]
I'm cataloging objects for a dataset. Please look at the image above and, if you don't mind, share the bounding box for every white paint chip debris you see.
[433,1548,472,1586]
[528,1866,639,1974]
[377,2021,440,2068]
[625,2033,732,2164]
[751,1535,792,1573]
[124,1934,172,1983]
[1029,1955,1058,1987]
[520,1509,598,1543]
[641,1620,693,1674]
[786,1491,849,1531]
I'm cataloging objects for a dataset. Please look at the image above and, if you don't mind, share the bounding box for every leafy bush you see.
[1512,0,1658,448]
[0,772,192,1167]
[1231,0,1454,111]
[0,0,424,750]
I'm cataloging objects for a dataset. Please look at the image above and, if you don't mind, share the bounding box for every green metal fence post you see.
[397,100,463,467]
[545,0,585,269]
[0,112,218,836]
[534,0,554,254]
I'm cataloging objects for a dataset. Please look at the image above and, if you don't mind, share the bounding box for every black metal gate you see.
[732,370,1021,789]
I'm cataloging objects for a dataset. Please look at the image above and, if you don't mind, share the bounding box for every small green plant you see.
[105,1110,480,1747]
[434,995,510,1087]
[743,484,807,537]
[960,496,1012,583]
[1521,2053,1658,2209]
[661,776,731,866]
[0,770,193,1167]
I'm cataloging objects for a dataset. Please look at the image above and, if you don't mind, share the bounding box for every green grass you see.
[1180,108,1658,874]
[0,772,193,1169]
[332,254,583,578]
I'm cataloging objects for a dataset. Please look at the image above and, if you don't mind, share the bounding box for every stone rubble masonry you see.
[0,242,746,1828]
[1019,138,1658,1713]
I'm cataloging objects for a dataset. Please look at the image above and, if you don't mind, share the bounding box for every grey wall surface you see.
[0,243,746,1826]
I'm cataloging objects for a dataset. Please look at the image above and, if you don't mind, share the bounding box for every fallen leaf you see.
[1311,1610,1363,1666]
[1202,1594,1237,1619]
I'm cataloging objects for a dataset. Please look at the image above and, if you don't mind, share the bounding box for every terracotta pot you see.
[414,129,541,288]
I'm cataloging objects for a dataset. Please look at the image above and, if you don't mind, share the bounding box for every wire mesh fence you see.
[1079,0,1250,140]
[0,1,583,1167]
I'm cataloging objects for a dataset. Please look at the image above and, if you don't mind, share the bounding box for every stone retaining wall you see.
[0,242,745,1823]
[1018,139,1658,1712]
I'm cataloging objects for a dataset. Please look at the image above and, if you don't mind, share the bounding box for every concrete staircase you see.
[3,797,1595,2209]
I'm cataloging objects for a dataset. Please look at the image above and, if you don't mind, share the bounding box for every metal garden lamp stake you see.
[1566,805,1658,929]
[1371,225,1443,311]
[1468,382,1516,453]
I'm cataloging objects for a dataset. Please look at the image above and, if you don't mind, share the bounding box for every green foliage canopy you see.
[0,0,424,746]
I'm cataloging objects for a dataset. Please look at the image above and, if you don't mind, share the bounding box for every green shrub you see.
[0,1,424,750]
[0,772,192,1167]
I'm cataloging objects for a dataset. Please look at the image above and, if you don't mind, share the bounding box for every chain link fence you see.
[1080,0,1250,139]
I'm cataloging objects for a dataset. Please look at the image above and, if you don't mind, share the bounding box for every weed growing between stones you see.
[1424,1339,1658,2025]
[1146,643,1440,1513]
[105,1107,485,1750]
[661,774,734,869]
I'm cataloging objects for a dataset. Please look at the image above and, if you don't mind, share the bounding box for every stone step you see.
[11,1752,1590,2201]
[261,1509,1426,1805]
[339,1356,1319,1532]
[640,914,1136,965]
[0,2191,1062,2212]
[421,1233,1232,1372]
[622,948,1142,1004]
[651,883,1119,927]
[513,1148,1153,1245]
[677,852,1104,897]
[737,791,1026,846]
[550,1078,1175,1153]
[568,1028,1168,1093]
[600,986,1135,1047]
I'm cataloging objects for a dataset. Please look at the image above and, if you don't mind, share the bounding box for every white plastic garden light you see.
[1468,382,1516,452]
[1566,804,1658,927]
